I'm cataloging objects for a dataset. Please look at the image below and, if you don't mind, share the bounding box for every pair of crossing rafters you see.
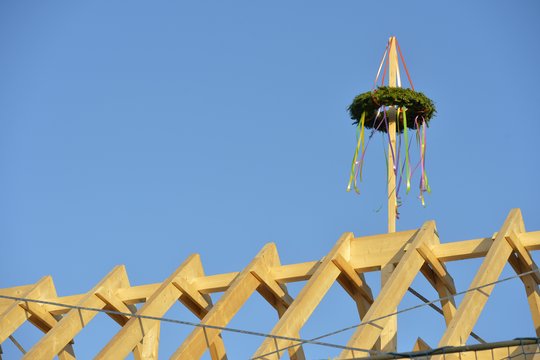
[1,208,540,359]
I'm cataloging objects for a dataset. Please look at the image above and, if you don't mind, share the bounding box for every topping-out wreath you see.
[348,86,436,132]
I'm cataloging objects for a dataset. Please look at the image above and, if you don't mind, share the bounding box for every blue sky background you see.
[1,1,540,358]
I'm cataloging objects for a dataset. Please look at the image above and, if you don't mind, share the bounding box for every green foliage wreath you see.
[348,87,436,132]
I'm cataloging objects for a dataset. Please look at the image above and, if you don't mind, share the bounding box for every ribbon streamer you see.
[347,111,366,193]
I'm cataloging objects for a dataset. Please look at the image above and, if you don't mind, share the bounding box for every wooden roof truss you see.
[1,208,540,359]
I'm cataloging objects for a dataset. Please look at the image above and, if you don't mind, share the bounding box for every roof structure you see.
[1,208,539,359]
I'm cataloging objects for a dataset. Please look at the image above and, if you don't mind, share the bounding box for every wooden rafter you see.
[96,254,226,360]
[23,266,130,360]
[252,232,354,359]
[438,209,525,347]
[171,243,280,359]
[339,221,435,358]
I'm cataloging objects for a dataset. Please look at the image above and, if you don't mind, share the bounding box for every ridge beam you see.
[339,221,435,359]
[438,208,525,347]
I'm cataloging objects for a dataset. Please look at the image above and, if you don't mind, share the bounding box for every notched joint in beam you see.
[332,254,374,304]
[505,232,540,284]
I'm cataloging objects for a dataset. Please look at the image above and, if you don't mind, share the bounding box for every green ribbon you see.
[347,111,366,193]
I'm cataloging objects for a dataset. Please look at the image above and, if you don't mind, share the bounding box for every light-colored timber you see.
[1,208,540,359]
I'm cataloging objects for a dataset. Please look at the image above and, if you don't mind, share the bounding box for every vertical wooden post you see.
[381,36,399,352]
[387,36,398,234]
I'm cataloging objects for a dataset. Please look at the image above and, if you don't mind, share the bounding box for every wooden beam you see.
[417,229,459,327]
[387,35,398,234]
[116,284,160,305]
[431,230,540,263]
[382,37,400,351]
[0,276,56,344]
[379,262,397,352]
[508,255,540,337]
[95,291,134,326]
[413,337,431,351]
[438,209,525,347]
[194,272,238,294]
[271,261,320,283]
[252,233,354,359]
[506,231,540,284]
[19,300,59,333]
[339,222,435,358]
[175,264,228,360]
[252,266,294,310]
[417,243,456,294]
[252,246,306,360]
[173,278,212,318]
[170,243,278,360]
[432,237,494,262]
[520,230,540,251]
[23,266,130,360]
[96,255,226,360]
[333,254,374,305]
[18,299,77,360]
[133,323,160,360]
[275,302,306,360]
[350,230,417,272]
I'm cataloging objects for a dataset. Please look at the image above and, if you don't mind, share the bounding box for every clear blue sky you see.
[1,1,540,358]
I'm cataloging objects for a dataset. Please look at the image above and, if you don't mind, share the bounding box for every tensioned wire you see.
[1,267,538,358]
[251,267,540,359]
[0,294,380,356]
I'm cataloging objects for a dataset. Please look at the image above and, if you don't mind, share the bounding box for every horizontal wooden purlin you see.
[39,295,85,315]
[431,237,494,262]
[520,230,540,250]
[116,283,160,305]
[192,272,238,294]
[0,285,34,296]
[271,261,320,283]
[349,230,418,271]
[11,230,540,322]
[431,231,540,263]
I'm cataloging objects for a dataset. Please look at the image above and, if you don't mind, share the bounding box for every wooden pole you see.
[387,36,398,234]
[380,36,399,352]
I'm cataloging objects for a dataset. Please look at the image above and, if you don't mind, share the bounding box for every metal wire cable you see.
[2,267,538,359]
[406,287,486,344]
[252,267,540,359]
[0,293,378,356]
